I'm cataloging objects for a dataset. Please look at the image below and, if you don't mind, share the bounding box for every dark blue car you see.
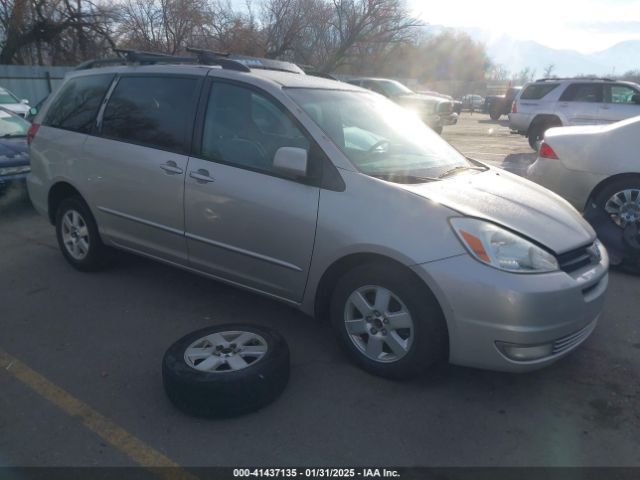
[0,107,30,191]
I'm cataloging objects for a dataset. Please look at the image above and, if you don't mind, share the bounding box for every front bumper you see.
[412,242,608,372]
[440,113,458,126]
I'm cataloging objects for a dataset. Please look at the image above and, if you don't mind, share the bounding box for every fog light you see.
[496,342,553,361]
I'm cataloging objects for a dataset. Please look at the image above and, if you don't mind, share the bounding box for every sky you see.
[408,0,640,53]
[228,0,640,54]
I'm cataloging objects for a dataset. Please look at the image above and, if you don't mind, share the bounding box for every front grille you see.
[437,102,453,114]
[552,321,596,355]
[557,243,598,273]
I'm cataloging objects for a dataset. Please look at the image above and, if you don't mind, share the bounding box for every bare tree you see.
[320,0,421,73]
[543,63,555,78]
[0,0,116,64]
[115,0,210,54]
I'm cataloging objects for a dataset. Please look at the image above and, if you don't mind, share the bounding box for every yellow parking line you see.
[0,348,197,480]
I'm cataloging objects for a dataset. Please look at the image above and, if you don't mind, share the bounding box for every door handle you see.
[160,161,184,175]
[601,105,611,110]
[189,169,215,183]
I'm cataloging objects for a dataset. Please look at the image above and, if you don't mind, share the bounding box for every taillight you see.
[539,141,558,159]
[27,123,39,146]
[511,101,517,113]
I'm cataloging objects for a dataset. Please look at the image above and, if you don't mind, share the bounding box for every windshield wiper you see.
[1,134,26,138]
[371,173,440,184]
[438,165,487,179]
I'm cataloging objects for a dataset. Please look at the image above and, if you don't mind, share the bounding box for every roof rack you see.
[75,47,251,72]
[536,77,614,82]
[187,47,304,74]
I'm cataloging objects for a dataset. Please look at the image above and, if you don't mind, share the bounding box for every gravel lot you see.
[0,113,638,468]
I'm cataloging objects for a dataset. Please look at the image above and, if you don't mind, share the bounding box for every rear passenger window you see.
[559,84,603,103]
[520,83,559,100]
[200,82,310,174]
[101,76,199,153]
[43,74,113,133]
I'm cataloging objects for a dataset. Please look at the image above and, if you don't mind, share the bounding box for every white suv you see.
[509,78,640,149]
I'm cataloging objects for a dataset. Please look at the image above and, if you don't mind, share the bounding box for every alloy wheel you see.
[184,330,268,372]
[61,209,90,260]
[605,189,640,228]
[344,285,414,363]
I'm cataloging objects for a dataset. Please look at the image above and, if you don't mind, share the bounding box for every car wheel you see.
[162,324,290,418]
[528,119,560,150]
[55,196,108,271]
[330,263,447,380]
[589,178,640,271]
[489,109,501,121]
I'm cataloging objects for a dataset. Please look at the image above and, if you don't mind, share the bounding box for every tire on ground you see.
[162,324,290,418]
[329,262,448,380]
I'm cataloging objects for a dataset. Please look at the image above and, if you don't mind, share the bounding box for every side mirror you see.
[632,94,640,105]
[21,99,29,104]
[29,106,38,117]
[273,147,308,177]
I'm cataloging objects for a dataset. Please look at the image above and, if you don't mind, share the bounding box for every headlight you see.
[450,217,559,273]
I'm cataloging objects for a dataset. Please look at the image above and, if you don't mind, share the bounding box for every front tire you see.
[55,196,108,271]
[330,263,448,380]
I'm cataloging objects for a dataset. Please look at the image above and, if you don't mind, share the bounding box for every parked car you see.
[460,94,484,111]
[0,107,30,192]
[0,86,30,117]
[485,87,522,120]
[510,77,640,149]
[528,117,640,271]
[28,56,608,379]
[346,78,458,134]
[418,90,463,114]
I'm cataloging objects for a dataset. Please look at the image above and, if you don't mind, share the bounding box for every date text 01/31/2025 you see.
[233,468,401,478]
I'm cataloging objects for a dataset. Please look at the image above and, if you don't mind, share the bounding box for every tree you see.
[514,67,536,84]
[115,0,210,54]
[0,0,116,64]
[543,63,555,78]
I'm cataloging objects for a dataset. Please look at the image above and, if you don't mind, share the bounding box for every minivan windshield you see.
[286,88,471,183]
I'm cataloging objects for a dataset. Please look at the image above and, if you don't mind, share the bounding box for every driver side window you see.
[200,82,310,174]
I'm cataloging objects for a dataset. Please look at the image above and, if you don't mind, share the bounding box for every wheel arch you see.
[584,172,640,211]
[313,253,447,333]
[527,114,562,136]
[47,181,84,225]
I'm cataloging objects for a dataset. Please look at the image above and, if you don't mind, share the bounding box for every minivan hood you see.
[401,169,595,254]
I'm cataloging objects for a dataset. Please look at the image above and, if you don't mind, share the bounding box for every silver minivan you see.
[27,60,609,379]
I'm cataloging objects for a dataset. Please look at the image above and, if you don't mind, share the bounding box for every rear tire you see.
[528,118,560,150]
[330,262,448,380]
[489,109,501,121]
[55,196,108,271]
[589,177,640,272]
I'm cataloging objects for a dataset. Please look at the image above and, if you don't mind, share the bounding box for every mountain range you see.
[433,27,639,77]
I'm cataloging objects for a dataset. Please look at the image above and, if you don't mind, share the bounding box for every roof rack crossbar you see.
[186,47,250,72]
[536,77,614,82]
